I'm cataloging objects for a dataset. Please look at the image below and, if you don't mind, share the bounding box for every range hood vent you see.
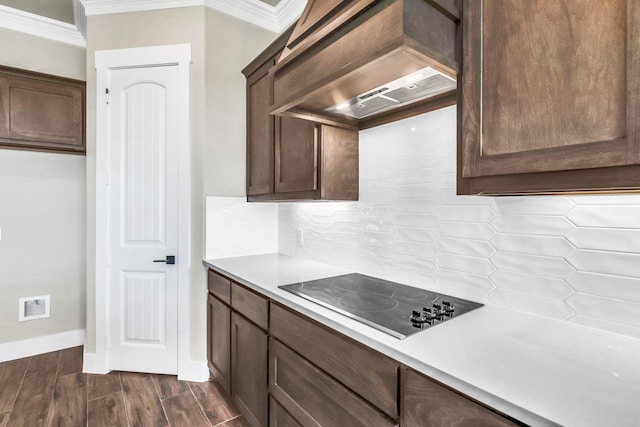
[270,0,460,129]
[325,67,456,119]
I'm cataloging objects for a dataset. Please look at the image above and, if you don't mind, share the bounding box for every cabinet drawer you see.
[207,269,231,305]
[270,397,301,427]
[231,282,269,330]
[401,368,519,427]
[270,303,399,418]
[270,338,397,427]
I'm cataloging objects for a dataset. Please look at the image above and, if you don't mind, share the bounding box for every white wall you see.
[279,106,640,340]
[0,28,86,344]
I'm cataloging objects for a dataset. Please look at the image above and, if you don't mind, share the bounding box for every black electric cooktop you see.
[279,273,483,339]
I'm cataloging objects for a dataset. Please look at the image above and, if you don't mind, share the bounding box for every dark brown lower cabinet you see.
[401,368,520,427]
[207,293,231,394]
[269,397,301,427]
[231,312,268,427]
[269,338,397,427]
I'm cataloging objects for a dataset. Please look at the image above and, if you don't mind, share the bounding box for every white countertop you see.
[203,253,640,427]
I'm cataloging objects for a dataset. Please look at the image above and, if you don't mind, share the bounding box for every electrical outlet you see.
[19,295,50,321]
[296,228,304,246]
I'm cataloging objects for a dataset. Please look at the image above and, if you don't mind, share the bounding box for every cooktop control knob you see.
[442,300,455,313]
[411,310,424,323]
[422,307,437,320]
[433,303,446,316]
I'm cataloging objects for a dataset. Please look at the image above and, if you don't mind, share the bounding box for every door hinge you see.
[105,88,110,104]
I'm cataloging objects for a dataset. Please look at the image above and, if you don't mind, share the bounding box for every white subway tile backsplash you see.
[490,270,574,299]
[566,294,640,329]
[567,205,640,228]
[491,252,574,278]
[566,228,640,254]
[270,106,640,340]
[490,289,574,320]
[490,234,575,258]
[566,272,640,303]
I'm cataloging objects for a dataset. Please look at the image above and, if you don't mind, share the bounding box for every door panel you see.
[461,0,639,178]
[108,65,179,374]
[275,117,317,193]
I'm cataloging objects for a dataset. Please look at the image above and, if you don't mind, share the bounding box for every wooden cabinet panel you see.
[246,60,275,196]
[208,270,231,305]
[270,338,397,427]
[231,283,269,330]
[459,0,640,194]
[401,368,518,427]
[0,66,85,154]
[320,124,359,200]
[270,303,399,419]
[270,397,301,427]
[275,117,317,193]
[286,0,346,49]
[231,312,268,427]
[207,293,231,394]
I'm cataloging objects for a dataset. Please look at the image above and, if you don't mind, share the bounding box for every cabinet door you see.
[459,0,640,193]
[207,294,231,394]
[270,397,301,427]
[0,67,85,154]
[401,368,518,427]
[246,60,275,196]
[275,117,318,193]
[231,312,268,427]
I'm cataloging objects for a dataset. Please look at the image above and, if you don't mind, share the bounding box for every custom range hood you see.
[270,0,460,129]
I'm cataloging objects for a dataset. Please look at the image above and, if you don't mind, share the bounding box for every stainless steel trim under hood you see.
[270,0,460,129]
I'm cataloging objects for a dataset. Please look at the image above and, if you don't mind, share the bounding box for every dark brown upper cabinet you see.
[270,0,460,130]
[458,0,640,194]
[243,25,359,202]
[0,66,85,155]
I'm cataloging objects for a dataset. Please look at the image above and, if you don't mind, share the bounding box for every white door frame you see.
[92,44,192,378]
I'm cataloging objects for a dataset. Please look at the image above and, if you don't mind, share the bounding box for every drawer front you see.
[208,269,231,304]
[270,303,399,418]
[231,282,269,330]
[270,397,301,427]
[270,338,397,427]
[401,368,519,427]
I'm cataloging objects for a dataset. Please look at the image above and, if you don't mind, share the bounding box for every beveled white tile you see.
[566,294,640,328]
[393,254,438,273]
[566,272,640,304]
[494,196,575,215]
[397,153,439,170]
[436,253,495,276]
[566,228,640,254]
[394,183,438,198]
[435,205,496,222]
[435,237,495,258]
[490,270,574,299]
[569,194,640,205]
[392,198,437,213]
[359,231,394,246]
[392,241,438,258]
[391,226,438,243]
[435,269,495,293]
[392,212,439,228]
[567,205,640,228]
[395,168,440,184]
[489,289,574,320]
[490,234,574,258]
[491,215,575,236]
[491,252,574,278]
[568,250,640,278]
[359,218,395,232]
[437,222,497,240]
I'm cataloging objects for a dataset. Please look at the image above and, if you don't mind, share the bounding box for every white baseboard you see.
[178,359,209,382]
[0,329,86,363]
[82,351,109,375]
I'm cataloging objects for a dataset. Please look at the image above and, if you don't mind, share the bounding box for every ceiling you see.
[0,0,283,24]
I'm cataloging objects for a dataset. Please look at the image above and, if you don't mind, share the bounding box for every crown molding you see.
[73,0,87,38]
[81,0,202,17]
[81,0,305,33]
[0,5,86,47]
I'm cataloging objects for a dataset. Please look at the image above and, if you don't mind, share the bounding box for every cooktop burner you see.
[279,273,483,339]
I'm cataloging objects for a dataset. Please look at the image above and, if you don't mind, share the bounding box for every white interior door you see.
[107,65,180,374]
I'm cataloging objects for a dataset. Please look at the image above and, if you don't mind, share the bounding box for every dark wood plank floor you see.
[0,346,247,427]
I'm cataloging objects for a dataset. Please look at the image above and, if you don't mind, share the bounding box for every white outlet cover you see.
[19,295,50,321]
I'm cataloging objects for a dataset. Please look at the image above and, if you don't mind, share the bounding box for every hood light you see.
[336,102,350,110]
[405,73,424,84]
